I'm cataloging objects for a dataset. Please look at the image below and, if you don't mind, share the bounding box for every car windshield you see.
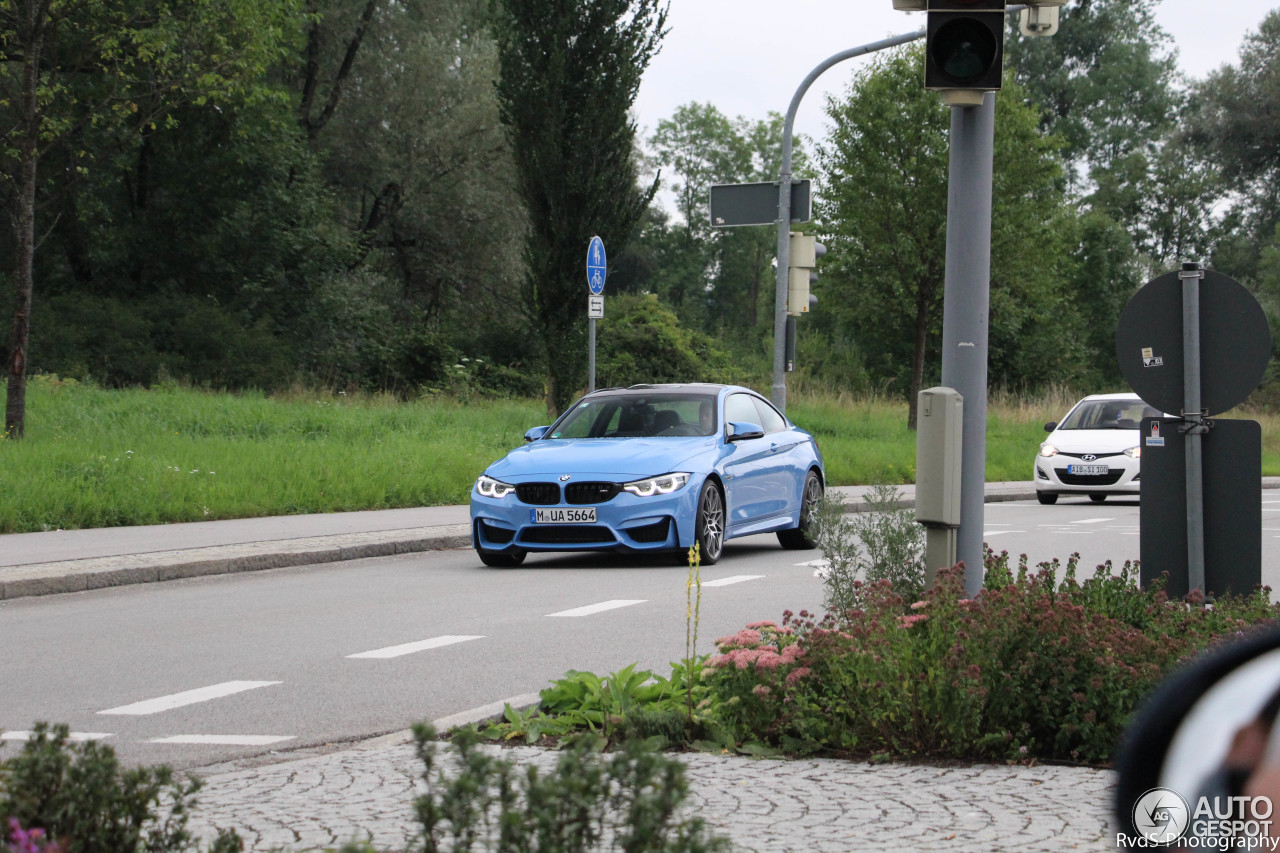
[1058,399,1160,430]
[548,393,718,439]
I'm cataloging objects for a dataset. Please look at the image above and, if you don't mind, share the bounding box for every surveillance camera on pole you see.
[1020,0,1065,37]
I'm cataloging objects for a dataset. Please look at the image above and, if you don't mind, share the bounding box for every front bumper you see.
[470,479,702,554]
[1033,455,1141,496]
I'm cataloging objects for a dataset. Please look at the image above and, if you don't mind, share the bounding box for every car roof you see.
[1075,392,1145,402]
[588,383,740,397]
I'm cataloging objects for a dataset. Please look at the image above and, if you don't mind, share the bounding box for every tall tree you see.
[1188,10,1280,275]
[645,105,808,343]
[492,0,667,416]
[0,0,297,437]
[816,47,1074,428]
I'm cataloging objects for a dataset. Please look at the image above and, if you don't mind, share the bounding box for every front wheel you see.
[1089,494,1107,503]
[778,471,822,550]
[477,547,526,568]
[1037,492,1058,505]
[692,480,724,565]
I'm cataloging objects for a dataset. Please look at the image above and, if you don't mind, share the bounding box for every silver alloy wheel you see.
[800,473,822,533]
[699,483,724,563]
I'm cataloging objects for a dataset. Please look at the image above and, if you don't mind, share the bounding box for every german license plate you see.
[532,507,597,524]
[1068,464,1109,476]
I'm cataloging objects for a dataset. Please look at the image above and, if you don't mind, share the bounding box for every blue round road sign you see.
[587,236,606,295]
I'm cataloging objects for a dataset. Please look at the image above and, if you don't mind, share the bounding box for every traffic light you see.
[787,232,825,316]
[925,0,1006,106]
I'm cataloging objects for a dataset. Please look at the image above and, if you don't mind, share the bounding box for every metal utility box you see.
[916,387,963,527]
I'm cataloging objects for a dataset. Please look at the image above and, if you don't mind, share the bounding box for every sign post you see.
[1116,265,1271,597]
[586,236,606,393]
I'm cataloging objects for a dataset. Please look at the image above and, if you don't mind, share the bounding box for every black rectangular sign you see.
[1139,417,1261,599]
[709,180,810,228]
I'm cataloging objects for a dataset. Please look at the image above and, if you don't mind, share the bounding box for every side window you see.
[750,396,788,434]
[725,394,761,434]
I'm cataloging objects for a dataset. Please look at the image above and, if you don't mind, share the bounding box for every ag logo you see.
[1132,787,1189,845]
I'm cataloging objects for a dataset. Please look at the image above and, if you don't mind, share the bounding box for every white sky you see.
[634,1,1279,147]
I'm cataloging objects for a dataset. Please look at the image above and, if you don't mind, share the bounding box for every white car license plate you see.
[532,508,597,524]
[1068,464,1109,476]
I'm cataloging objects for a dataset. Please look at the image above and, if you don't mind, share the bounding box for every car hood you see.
[485,437,717,481]
[1044,428,1141,454]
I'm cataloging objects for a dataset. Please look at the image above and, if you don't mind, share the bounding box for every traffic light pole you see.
[940,93,996,597]
[771,28,925,413]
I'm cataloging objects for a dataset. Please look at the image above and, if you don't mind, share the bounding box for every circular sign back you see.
[1115,269,1270,416]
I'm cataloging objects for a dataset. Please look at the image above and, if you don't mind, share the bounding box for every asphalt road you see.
[4,493,1278,772]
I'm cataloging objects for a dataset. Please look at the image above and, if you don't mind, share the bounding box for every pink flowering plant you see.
[703,551,1280,764]
[700,621,806,749]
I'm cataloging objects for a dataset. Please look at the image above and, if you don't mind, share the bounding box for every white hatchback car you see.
[1034,393,1163,505]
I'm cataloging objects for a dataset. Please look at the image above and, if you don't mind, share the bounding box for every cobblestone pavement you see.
[186,734,1118,852]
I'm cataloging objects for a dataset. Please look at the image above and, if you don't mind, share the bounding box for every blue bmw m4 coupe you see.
[469,383,825,567]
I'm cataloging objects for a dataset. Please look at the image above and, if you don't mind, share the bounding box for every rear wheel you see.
[476,546,526,568]
[692,480,724,565]
[1089,494,1107,503]
[1037,492,1058,505]
[778,471,822,550]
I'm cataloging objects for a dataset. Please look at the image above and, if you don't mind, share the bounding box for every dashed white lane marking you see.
[1,731,112,742]
[795,559,827,567]
[701,575,765,587]
[149,735,295,746]
[98,681,280,716]
[547,600,646,617]
[347,635,484,660]
[1070,518,1113,525]
[983,531,1024,537]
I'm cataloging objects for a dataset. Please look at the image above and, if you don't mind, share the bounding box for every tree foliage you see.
[815,47,1075,426]
[492,0,667,416]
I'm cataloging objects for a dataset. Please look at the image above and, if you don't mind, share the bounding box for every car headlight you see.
[623,472,690,497]
[476,475,517,499]
[1038,444,1058,458]
[1123,446,1141,459]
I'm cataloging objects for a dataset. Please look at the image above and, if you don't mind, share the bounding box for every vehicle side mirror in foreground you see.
[727,422,765,442]
[1115,628,1280,846]
[1044,422,1057,432]
[524,426,550,442]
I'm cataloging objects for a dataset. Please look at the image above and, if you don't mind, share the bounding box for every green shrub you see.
[0,723,241,853]
[814,485,925,611]
[700,560,1280,764]
[413,724,730,853]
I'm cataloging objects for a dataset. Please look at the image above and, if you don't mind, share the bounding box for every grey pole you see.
[771,28,925,413]
[939,93,996,597]
[588,317,596,393]
[1180,261,1206,594]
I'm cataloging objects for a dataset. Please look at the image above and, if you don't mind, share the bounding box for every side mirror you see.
[1044,422,1057,432]
[524,426,550,442]
[727,421,765,442]
[1115,629,1280,845]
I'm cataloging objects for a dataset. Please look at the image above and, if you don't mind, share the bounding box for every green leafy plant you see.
[702,560,1280,764]
[0,723,241,853]
[413,724,730,853]
[814,484,926,612]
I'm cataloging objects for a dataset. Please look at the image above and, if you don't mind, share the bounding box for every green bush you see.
[413,724,730,853]
[814,485,925,611]
[701,558,1280,764]
[0,723,241,853]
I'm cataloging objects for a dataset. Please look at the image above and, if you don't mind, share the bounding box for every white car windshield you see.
[1058,399,1160,430]
[549,394,718,439]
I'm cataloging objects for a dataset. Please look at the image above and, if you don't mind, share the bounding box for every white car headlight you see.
[476,475,517,499]
[1038,444,1058,458]
[1123,446,1141,459]
[623,472,690,497]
